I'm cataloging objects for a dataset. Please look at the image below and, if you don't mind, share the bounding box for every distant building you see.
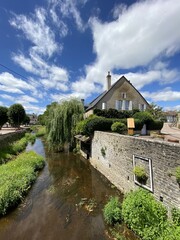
[164,111,177,123]
[28,113,38,125]
[85,72,149,118]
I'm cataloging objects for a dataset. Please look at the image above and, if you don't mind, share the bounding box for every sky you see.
[0,0,180,114]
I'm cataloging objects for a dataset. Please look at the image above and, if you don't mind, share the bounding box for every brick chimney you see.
[106,71,111,91]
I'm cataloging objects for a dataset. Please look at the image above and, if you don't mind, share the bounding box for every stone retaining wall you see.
[0,130,26,150]
[90,131,180,210]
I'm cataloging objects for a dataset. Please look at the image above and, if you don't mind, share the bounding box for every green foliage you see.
[111,122,127,134]
[35,126,46,137]
[147,120,164,130]
[122,189,167,239]
[0,106,8,129]
[175,167,180,184]
[46,98,84,149]
[147,103,165,121]
[156,223,180,240]
[94,108,140,119]
[25,133,36,144]
[75,115,98,135]
[171,208,180,226]
[133,166,147,183]
[133,111,153,124]
[83,117,113,136]
[0,151,45,215]
[0,134,36,164]
[23,115,30,125]
[134,119,144,130]
[103,196,122,225]
[8,104,26,127]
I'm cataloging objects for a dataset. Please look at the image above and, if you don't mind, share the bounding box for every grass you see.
[0,151,45,215]
[0,133,36,164]
[34,126,46,137]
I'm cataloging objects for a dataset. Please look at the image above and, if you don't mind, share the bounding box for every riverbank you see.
[0,151,45,215]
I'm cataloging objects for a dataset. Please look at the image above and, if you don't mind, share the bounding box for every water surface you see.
[0,139,138,240]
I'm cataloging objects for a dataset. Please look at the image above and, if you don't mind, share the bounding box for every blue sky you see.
[0,0,180,114]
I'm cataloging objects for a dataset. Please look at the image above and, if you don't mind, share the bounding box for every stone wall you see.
[0,130,26,150]
[90,131,180,210]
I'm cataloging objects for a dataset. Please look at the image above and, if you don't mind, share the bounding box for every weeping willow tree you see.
[46,98,84,150]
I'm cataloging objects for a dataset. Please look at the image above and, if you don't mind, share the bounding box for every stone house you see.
[164,111,177,123]
[85,72,149,118]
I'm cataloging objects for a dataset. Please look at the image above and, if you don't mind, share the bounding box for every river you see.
[0,138,138,240]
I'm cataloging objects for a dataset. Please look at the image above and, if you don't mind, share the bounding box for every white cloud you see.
[48,0,87,32]
[1,94,15,101]
[74,0,180,98]
[10,8,59,57]
[164,105,180,111]
[0,72,34,93]
[141,88,180,102]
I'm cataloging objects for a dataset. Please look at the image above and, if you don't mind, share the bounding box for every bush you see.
[84,117,113,136]
[156,223,180,240]
[134,119,144,130]
[103,196,122,225]
[175,167,180,185]
[133,166,147,183]
[75,115,99,134]
[171,208,180,226]
[122,189,167,239]
[0,151,45,215]
[111,122,127,134]
[147,120,164,130]
[133,111,153,124]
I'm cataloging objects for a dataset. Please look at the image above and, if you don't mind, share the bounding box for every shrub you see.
[147,120,164,130]
[133,111,153,124]
[0,151,45,215]
[133,166,148,183]
[75,115,99,134]
[134,119,144,130]
[122,189,167,239]
[175,167,180,185]
[84,117,113,136]
[156,223,180,240]
[171,208,180,226]
[111,122,127,134]
[103,196,122,225]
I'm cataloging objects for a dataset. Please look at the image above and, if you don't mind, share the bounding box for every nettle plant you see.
[133,166,148,184]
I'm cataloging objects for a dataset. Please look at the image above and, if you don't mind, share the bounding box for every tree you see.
[8,104,26,128]
[0,106,8,129]
[147,103,165,121]
[46,98,84,150]
[23,115,30,125]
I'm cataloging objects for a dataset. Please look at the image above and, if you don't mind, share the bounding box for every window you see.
[102,102,106,110]
[121,92,126,99]
[115,100,122,110]
[125,100,129,110]
[139,104,147,111]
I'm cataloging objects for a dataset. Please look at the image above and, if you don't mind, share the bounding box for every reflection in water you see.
[0,139,137,240]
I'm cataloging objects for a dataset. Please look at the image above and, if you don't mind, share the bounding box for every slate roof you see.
[86,75,149,112]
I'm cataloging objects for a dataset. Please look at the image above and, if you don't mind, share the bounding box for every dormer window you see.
[122,92,126,99]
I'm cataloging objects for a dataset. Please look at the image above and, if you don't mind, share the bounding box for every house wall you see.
[95,80,148,110]
[90,131,180,210]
